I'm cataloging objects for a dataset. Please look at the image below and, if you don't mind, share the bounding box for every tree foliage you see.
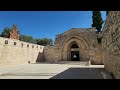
[19,34,37,44]
[35,38,53,46]
[1,27,12,38]
[92,11,103,32]
[0,26,53,46]
[20,35,53,46]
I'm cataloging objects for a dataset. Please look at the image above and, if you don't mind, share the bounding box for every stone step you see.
[101,71,113,79]
[56,61,90,66]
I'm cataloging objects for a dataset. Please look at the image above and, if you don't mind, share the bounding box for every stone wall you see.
[45,28,103,64]
[0,37,44,65]
[89,44,103,64]
[44,46,62,63]
[0,28,103,66]
[102,11,120,79]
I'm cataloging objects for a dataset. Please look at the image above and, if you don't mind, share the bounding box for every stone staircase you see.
[56,61,90,66]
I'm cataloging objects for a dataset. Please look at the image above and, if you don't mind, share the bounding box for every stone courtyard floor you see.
[0,63,111,79]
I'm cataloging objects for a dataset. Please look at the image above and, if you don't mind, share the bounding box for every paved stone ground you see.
[0,63,109,79]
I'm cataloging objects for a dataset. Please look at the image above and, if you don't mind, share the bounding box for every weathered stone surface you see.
[0,18,103,67]
[44,28,103,64]
[102,11,120,79]
[0,37,44,65]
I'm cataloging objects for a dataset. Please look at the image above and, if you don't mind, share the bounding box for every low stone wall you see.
[0,37,44,65]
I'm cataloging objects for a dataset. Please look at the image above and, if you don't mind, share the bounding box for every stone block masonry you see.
[0,23,103,68]
[102,11,120,79]
[44,28,103,64]
[0,37,44,65]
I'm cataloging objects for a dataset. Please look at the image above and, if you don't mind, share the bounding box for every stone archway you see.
[70,42,80,61]
[62,36,90,61]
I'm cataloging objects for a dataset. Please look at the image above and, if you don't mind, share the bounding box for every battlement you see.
[0,37,44,50]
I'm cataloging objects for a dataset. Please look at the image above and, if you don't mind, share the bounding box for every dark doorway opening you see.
[71,44,79,48]
[71,51,79,61]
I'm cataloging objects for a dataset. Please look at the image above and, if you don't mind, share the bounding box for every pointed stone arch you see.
[62,36,90,61]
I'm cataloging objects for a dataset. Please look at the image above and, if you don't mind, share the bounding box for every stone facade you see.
[102,11,120,79]
[10,25,19,40]
[44,28,103,64]
[0,37,44,65]
[1,11,120,79]
[0,28,103,65]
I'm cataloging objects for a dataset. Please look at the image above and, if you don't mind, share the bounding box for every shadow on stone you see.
[50,68,105,79]
[36,52,44,63]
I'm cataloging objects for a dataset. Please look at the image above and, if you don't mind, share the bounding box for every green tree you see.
[1,27,12,38]
[35,38,53,46]
[1,26,53,45]
[19,34,37,44]
[92,11,103,32]
[48,38,53,46]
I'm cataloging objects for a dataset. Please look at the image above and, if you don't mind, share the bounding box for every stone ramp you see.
[56,61,90,66]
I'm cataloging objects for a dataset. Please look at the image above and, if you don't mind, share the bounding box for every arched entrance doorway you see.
[62,36,90,61]
[70,42,80,61]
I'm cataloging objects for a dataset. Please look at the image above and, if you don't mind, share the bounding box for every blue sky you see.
[0,11,106,41]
